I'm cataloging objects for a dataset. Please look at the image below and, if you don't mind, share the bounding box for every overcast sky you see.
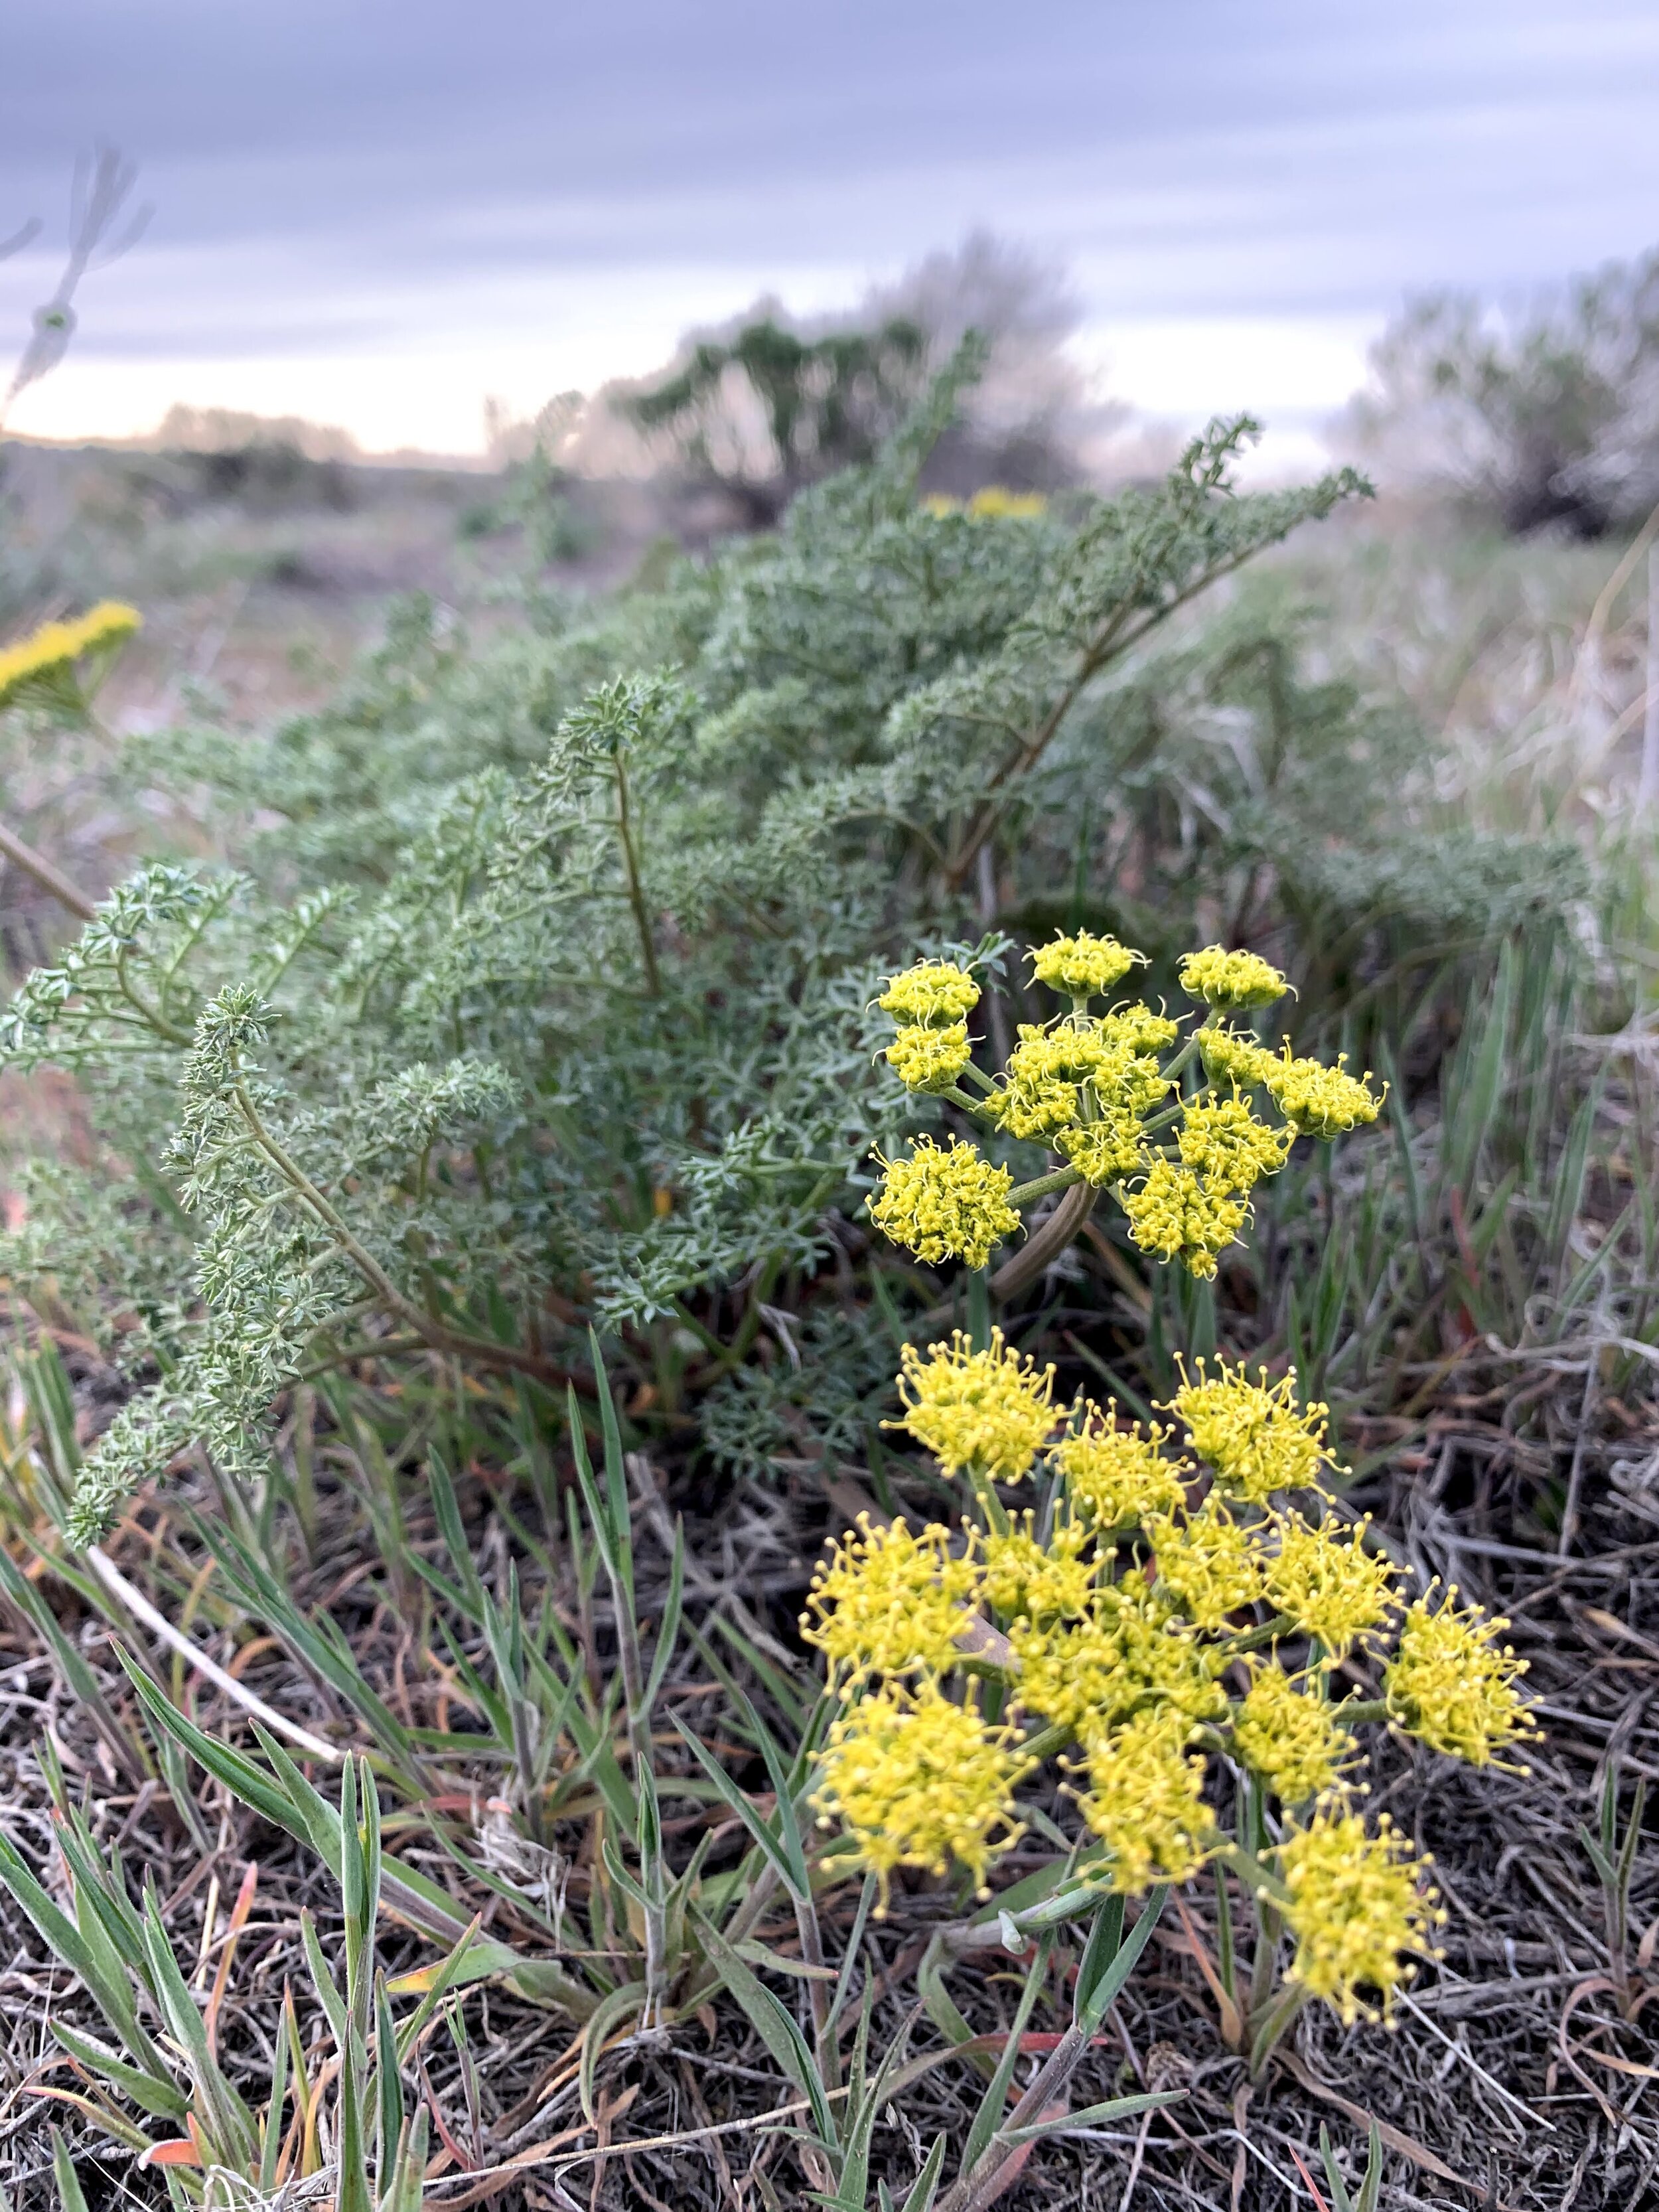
[4,0,1658,461]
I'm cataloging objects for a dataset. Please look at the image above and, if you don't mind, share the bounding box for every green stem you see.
[1016,1720,1074,1764]
[942,1084,997,1118]
[115,952,193,1047]
[1159,1035,1202,1087]
[966,1465,1010,1537]
[1219,1613,1296,1655]
[670,1299,727,1361]
[1007,1165,1084,1207]
[0,816,98,922]
[1248,1979,1309,2079]
[613,751,662,997]
[295,1332,433,1381]
[1214,1862,1237,2011]
[1331,1697,1388,1727]
[230,1081,583,1392]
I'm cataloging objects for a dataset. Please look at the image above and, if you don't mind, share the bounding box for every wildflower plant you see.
[806,1337,1534,2059]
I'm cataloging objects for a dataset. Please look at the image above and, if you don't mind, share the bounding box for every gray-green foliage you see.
[7,352,1554,1536]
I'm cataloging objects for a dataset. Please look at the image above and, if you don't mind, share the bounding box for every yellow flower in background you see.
[1179,945,1288,1011]
[1232,1666,1353,1805]
[1266,1512,1400,1656]
[1278,1807,1441,2025]
[1169,1359,1337,1501]
[1121,1157,1248,1278]
[1076,1708,1212,1891]
[1053,1406,1189,1527]
[1263,1047,1384,1138]
[1176,1095,1292,1195]
[979,1512,1096,1625]
[1385,1587,1534,1766]
[1030,930,1145,1000]
[967,486,1048,518]
[812,1675,1033,1909]
[1145,1495,1265,1630]
[802,1514,979,1680]
[0,601,141,713]
[868,1138,1020,1270]
[885,1021,972,1093]
[1013,1581,1226,1736]
[1198,1027,1275,1089]
[892,1327,1056,1482]
[878,958,981,1027]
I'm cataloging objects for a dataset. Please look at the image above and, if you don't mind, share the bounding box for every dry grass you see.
[0,1319,1652,2212]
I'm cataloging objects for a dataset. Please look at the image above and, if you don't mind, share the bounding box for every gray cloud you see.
[4,0,1659,390]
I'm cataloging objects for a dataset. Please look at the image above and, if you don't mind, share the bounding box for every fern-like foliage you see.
[16,353,1555,1537]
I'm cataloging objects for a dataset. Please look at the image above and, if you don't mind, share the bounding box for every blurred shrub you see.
[1345,250,1659,534]
[612,232,1111,528]
[620,311,931,527]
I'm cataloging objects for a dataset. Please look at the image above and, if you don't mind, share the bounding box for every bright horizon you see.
[5,1,1658,471]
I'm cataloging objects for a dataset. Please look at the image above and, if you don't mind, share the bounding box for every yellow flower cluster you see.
[811,1676,1033,1909]
[1179,945,1288,1010]
[843,948,1522,2002]
[1051,1406,1189,1527]
[1120,1157,1248,1280]
[1279,1807,1442,2024]
[1233,1666,1352,1806]
[1146,1496,1264,1629]
[923,486,1050,520]
[1012,1583,1225,1736]
[1384,1588,1534,1766]
[867,932,1388,1286]
[968,486,1048,518]
[0,601,141,712]
[885,1021,972,1092]
[1076,1708,1210,1890]
[987,1022,1166,1142]
[1101,1003,1181,1055]
[1029,929,1144,1000]
[987,1024,1094,1140]
[878,959,981,1026]
[1263,1047,1384,1137]
[980,1513,1096,1623]
[807,1349,1521,2020]
[868,1138,1020,1269]
[802,1514,980,1680]
[1169,1360,1336,1501]
[1265,1512,1399,1655]
[1199,1027,1275,1089]
[891,1328,1056,1481]
[1056,1106,1147,1187]
[1176,1096,1291,1195]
